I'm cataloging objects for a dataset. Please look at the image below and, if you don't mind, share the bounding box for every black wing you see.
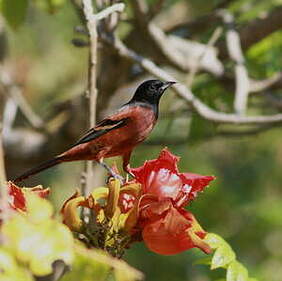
[71,118,128,147]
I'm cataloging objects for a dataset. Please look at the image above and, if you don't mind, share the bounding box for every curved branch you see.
[103,34,282,125]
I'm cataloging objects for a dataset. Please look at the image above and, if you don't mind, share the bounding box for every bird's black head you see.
[130,80,175,105]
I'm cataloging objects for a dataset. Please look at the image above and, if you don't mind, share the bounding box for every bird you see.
[13,80,175,183]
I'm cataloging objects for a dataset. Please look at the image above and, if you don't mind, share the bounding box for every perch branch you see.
[80,1,125,195]
[81,0,98,196]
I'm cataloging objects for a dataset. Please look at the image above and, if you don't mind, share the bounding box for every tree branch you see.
[0,121,9,225]
[167,5,282,56]
[130,1,224,76]
[95,3,125,21]
[0,67,44,130]
[81,0,98,196]
[249,72,282,92]
[80,1,125,195]
[220,10,250,115]
[103,34,282,125]
[186,26,223,86]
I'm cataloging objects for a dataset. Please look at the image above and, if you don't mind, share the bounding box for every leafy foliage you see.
[1,0,67,29]
[34,0,66,13]
[1,193,74,276]
[204,233,257,281]
[1,0,28,29]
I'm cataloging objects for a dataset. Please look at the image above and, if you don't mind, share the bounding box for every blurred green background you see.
[1,0,282,281]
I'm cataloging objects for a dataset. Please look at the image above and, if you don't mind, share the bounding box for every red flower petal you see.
[6,182,50,211]
[139,197,171,221]
[27,186,50,199]
[129,148,214,255]
[8,182,26,211]
[142,204,211,255]
[130,148,215,206]
[176,173,215,206]
[130,148,179,189]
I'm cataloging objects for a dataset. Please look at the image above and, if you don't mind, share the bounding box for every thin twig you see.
[0,122,9,225]
[249,72,282,92]
[0,124,6,188]
[186,26,223,86]
[0,68,44,129]
[80,1,125,196]
[95,3,125,20]
[81,0,98,196]
[2,98,17,137]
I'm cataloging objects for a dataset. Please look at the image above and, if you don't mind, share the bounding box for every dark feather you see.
[72,118,129,147]
[14,156,63,183]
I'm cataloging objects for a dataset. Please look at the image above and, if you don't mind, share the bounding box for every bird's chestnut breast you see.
[97,105,156,157]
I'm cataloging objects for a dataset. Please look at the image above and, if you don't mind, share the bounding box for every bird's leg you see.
[122,151,135,178]
[98,158,124,182]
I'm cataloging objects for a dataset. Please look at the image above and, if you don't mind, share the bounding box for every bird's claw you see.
[112,173,124,183]
[106,172,125,185]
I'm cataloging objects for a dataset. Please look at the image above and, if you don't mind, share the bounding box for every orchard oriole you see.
[14,79,175,183]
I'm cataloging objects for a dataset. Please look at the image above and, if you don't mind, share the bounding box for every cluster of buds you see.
[61,148,215,257]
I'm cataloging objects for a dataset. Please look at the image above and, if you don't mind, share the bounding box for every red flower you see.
[7,181,50,212]
[130,148,215,255]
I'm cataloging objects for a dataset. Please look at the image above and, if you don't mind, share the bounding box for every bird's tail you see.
[14,156,64,183]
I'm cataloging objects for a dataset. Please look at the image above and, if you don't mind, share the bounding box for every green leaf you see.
[227,261,249,281]
[204,233,255,280]
[204,233,226,250]
[211,244,236,270]
[1,0,28,29]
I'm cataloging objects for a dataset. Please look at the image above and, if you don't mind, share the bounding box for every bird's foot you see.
[98,160,125,184]
[124,164,135,179]
[111,172,124,182]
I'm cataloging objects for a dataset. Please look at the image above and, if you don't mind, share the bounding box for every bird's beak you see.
[160,81,176,91]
